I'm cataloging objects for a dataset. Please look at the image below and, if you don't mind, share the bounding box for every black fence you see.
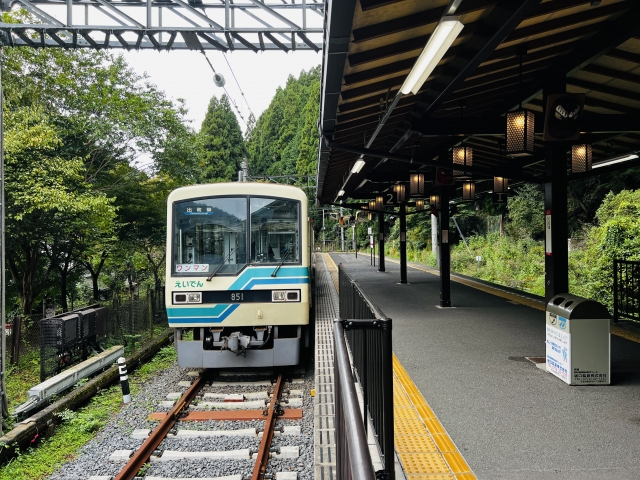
[337,264,394,480]
[6,288,167,379]
[613,259,640,323]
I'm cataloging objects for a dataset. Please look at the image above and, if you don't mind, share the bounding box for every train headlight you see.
[272,290,300,302]
[173,292,202,304]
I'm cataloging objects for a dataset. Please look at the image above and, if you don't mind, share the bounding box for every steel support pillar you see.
[377,211,385,272]
[543,82,569,304]
[439,187,451,307]
[399,204,407,284]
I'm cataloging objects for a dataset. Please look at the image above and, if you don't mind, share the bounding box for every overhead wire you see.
[200,51,249,127]
[222,53,256,120]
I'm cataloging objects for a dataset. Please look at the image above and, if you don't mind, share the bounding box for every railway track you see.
[82,368,309,480]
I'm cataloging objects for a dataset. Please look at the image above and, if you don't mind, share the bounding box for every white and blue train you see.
[165,182,314,368]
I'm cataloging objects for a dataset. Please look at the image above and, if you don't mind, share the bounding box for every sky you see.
[121,49,322,133]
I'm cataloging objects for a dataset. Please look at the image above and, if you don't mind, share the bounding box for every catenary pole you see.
[0,48,9,432]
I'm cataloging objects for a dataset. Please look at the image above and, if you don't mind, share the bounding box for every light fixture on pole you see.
[506,49,535,157]
[429,194,441,208]
[399,17,464,95]
[393,184,406,203]
[453,145,472,176]
[409,173,425,196]
[368,200,376,211]
[462,181,475,200]
[494,176,508,193]
[375,195,384,211]
[506,110,535,156]
[571,144,592,173]
[351,158,366,173]
[415,199,425,211]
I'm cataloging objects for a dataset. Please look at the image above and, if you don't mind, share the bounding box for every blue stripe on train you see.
[167,267,309,324]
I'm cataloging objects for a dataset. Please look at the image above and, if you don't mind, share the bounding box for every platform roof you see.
[316,0,640,206]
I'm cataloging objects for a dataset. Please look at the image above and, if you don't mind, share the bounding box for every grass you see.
[5,351,41,416]
[0,344,177,480]
[387,233,546,297]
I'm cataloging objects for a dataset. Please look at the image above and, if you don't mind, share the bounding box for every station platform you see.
[325,252,640,480]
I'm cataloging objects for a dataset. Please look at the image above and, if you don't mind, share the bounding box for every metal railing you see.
[336,264,394,480]
[613,259,640,323]
[334,320,376,480]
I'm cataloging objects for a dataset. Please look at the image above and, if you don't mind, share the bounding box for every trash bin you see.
[546,293,610,385]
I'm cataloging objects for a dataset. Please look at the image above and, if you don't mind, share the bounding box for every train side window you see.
[250,197,300,264]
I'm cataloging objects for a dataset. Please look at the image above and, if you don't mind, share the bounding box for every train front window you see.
[173,197,247,275]
[250,197,300,264]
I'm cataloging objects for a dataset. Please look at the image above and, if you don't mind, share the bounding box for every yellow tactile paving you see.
[407,475,456,480]
[611,325,640,344]
[387,257,640,345]
[393,354,476,479]
[400,453,452,474]
[323,253,340,293]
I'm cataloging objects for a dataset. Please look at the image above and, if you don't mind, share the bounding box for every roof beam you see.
[416,0,543,120]
[411,115,640,136]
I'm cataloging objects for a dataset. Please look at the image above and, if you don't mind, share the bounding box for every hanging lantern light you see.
[429,194,440,208]
[462,181,475,200]
[494,176,508,193]
[409,173,425,196]
[393,184,406,203]
[415,199,425,212]
[375,195,384,211]
[368,200,376,211]
[452,145,473,176]
[571,144,592,173]
[506,109,535,157]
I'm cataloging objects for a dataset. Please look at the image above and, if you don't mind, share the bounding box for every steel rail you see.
[251,373,284,480]
[115,373,208,480]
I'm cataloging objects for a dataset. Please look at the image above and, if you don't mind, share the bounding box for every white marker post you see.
[118,357,131,404]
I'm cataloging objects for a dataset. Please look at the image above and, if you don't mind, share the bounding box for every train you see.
[165,182,314,368]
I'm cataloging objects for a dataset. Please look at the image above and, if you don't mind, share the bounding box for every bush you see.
[570,190,640,312]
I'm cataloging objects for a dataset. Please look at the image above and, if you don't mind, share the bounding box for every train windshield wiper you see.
[207,248,237,281]
[271,249,292,277]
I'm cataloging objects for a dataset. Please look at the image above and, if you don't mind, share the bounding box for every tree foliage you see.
[246,66,320,178]
[570,189,640,310]
[2,14,194,313]
[505,183,545,240]
[198,94,246,183]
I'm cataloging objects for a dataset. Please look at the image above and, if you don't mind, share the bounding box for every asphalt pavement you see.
[331,252,640,480]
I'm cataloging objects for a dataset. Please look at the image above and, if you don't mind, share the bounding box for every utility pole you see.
[322,209,325,252]
[340,206,344,252]
[1,51,9,433]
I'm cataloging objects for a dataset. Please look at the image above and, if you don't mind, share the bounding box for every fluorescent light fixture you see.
[399,17,464,95]
[338,189,345,197]
[351,159,366,173]
[592,153,639,169]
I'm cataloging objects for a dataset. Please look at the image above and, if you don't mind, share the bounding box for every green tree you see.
[506,183,545,240]
[246,66,320,178]
[571,189,640,310]
[1,16,194,310]
[198,94,246,183]
[4,106,115,313]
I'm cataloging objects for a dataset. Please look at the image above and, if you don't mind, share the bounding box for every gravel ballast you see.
[48,358,315,480]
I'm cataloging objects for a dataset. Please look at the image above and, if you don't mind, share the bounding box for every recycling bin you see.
[546,294,610,385]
